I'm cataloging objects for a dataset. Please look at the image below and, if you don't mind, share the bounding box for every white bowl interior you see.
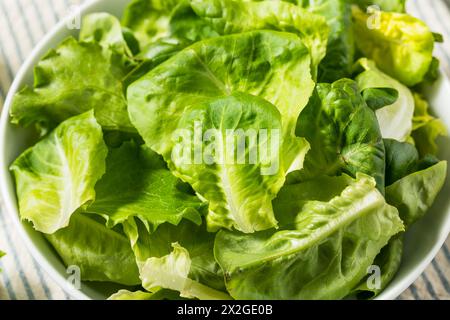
[1,0,449,300]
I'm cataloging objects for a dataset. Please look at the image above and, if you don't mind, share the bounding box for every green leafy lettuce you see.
[140,243,231,300]
[46,213,140,285]
[355,59,415,142]
[411,93,448,157]
[121,0,182,49]
[128,31,314,233]
[297,0,355,82]
[11,111,107,234]
[215,174,403,299]
[88,141,204,232]
[352,6,435,86]
[80,13,133,55]
[295,79,385,188]
[386,161,447,228]
[10,38,135,134]
[353,0,406,13]
[123,219,225,292]
[8,0,447,301]
[187,0,329,77]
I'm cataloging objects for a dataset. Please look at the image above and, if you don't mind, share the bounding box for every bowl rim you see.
[0,0,449,301]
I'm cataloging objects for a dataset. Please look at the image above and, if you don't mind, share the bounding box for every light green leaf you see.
[10,38,135,133]
[352,6,434,86]
[411,93,448,157]
[355,59,415,142]
[10,111,107,234]
[274,175,353,227]
[108,289,182,300]
[215,174,404,300]
[121,0,181,48]
[80,13,131,55]
[46,213,140,285]
[386,161,447,227]
[188,0,329,77]
[352,0,406,13]
[297,0,355,82]
[123,218,226,292]
[128,31,313,233]
[88,141,203,232]
[295,79,385,189]
[140,243,231,300]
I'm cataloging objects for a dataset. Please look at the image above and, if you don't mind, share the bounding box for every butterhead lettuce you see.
[7,0,447,301]
[11,111,107,234]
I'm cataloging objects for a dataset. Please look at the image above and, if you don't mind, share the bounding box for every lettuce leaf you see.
[10,111,107,234]
[411,93,448,157]
[108,289,183,300]
[384,139,419,186]
[352,6,435,86]
[121,0,182,49]
[10,38,135,134]
[188,0,329,77]
[352,0,406,13]
[297,0,355,82]
[355,59,415,142]
[80,13,132,55]
[88,141,204,232]
[295,79,385,189]
[351,235,404,299]
[386,161,447,227]
[128,31,313,233]
[215,174,403,299]
[140,243,231,300]
[46,213,140,285]
[123,218,225,292]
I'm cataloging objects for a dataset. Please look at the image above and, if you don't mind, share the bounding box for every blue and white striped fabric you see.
[0,0,449,300]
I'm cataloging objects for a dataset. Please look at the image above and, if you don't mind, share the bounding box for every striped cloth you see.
[0,0,449,300]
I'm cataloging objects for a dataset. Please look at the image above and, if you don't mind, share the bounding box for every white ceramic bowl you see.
[1,0,450,300]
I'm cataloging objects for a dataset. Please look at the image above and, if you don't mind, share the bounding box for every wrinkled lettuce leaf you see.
[384,139,419,186]
[140,243,231,300]
[295,79,385,189]
[88,141,204,232]
[46,213,140,285]
[121,0,182,49]
[128,31,314,233]
[351,235,404,299]
[123,219,225,292]
[187,0,329,77]
[352,0,406,13]
[386,161,447,227]
[215,174,403,299]
[297,0,355,82]
[352,6,435,86]
[10,111,107,234]
[274,175,353,227]
[108,289,183,300]
[10,38,135,134]
[80,13,132,55]
[411,93,448,157]
[355,59,415,142]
